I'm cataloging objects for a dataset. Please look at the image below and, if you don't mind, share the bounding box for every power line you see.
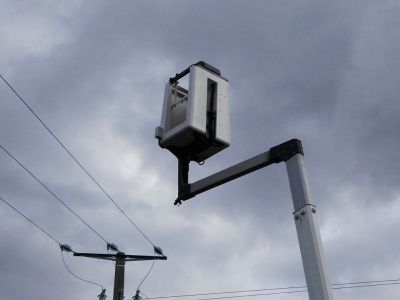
[0,73,157,248]
[145,278,400,300]
[146,286,305,299]
[136,249,156,293]
[0,195,105,293]
[0,195,61,245]
[159,281,400,300]
[333,281,400,290]
[170,290,308,300]
[0,143,109,245]
[61,250,104,291]
[2,193,400,298]
[333,278,400,287]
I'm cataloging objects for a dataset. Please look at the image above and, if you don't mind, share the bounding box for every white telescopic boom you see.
[286,154,334,300]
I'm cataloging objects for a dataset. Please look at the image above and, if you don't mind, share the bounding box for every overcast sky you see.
[1,1,400,299]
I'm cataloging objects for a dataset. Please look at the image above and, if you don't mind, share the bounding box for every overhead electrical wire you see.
[0,143,110,245]
[188,290,307,300]
[0,195,61,245]
[0,195,105,292]
[139,290,150,300]
[5,70,398,300]
[333,278,400,287]
[60,251,104,291]
[145,290,309,300]
[145,278,400,300]
[145,287,305,299]
[0,73,158,249]
[136,249,156,294]
[333,281,400,290]
[4,191,398,300]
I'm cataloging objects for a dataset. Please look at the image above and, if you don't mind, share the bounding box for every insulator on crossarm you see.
[98,289,107,300]
[154,246,164,256]
[107,243,119,252]
[132,290,142,300]
[60,244,73,252]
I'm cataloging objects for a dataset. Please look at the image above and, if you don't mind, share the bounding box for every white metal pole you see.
[285,153,334,300]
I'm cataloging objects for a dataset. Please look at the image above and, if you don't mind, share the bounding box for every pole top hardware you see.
[107,242,119,252]
[270,139,304,163]
[73,251,167,261]
[132,290,143,300]
[98,289,107,300]
[154,246,164,256]
[60,244,73,252]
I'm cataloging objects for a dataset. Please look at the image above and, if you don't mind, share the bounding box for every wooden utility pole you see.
[74,251,167,300]
[114,252,125,300]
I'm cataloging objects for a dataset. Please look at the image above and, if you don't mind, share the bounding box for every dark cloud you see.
[1,1,400,299]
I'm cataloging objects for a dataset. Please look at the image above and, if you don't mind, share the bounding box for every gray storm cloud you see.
[1,1,400,299]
